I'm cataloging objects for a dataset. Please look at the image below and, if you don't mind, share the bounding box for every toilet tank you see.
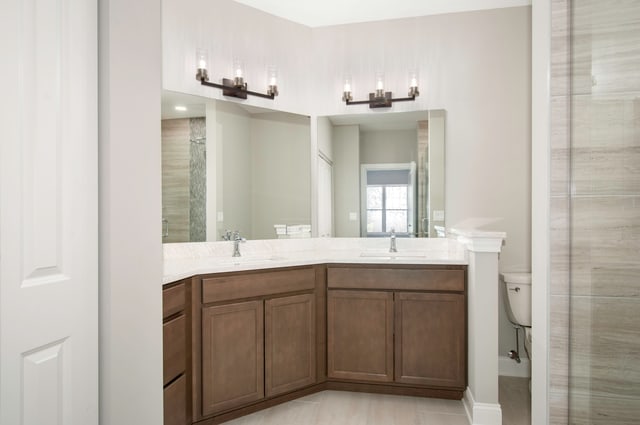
[501,272,532,327]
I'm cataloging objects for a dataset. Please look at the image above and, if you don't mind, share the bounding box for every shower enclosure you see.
[550,1,640,423]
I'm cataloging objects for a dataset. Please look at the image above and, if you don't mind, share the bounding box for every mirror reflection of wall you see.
[319,110,445,238]
[161,91,311,242]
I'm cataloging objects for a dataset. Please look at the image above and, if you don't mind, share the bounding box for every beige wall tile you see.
[550,196,570,296]
[550,295,569,393]
[549,390,568,425]
[569,393,640,425]
[162,118,190,243]
[570,296,640,399]
[551,0,570,96]
[571,1,640,95]
[570,196,640,297]
[551,96,570,197]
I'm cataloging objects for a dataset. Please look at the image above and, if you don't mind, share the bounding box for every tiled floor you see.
[225,390,470,425]
[225,378,531,425]
[499,376,531,425]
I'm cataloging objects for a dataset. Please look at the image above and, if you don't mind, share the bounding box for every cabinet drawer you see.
[327,267,465,292]
[163,282,186,319]
[163,315,186,386]
[164,374,187,425]
[202,267,315,304]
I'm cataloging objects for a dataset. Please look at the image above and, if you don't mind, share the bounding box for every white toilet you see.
[501,272,532,360]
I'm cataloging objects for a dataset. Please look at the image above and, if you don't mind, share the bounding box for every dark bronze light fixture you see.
[196,50,278,100]
[343,71,420,108]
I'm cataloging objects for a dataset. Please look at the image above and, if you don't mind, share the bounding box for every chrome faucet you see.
[232,230,246,257]
[221,229,232,241]
[389,228,397,253]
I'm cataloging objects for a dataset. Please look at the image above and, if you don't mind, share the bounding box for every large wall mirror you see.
[316,110,445,238]
[161,89,445,242]
[161,90,311,242]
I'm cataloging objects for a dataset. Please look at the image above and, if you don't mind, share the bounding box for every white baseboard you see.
[463,388,502,425]
[499,355,531,378]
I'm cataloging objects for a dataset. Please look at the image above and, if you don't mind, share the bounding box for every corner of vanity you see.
[162,232,505,425]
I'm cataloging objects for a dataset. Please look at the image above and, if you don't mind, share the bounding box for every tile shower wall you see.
[162,119,190,243]
[161,117,207,243]
[551,0,640,423]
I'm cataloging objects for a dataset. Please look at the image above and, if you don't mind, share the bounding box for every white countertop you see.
[163,237,468,285]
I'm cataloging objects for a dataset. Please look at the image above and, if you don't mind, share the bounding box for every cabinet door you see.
[265,293,316,397]
[201,300,264,416]
[327,290,393,382]
[394,292,465,388]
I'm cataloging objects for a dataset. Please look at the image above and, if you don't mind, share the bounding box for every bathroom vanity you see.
[162,238,473,425]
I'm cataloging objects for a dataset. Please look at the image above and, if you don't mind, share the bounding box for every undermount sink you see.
[359,251,426,259]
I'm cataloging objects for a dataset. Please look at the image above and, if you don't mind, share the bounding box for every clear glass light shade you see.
[233,58,244,79]
[342,75,353,102]
[375,72,385,91]
[196,48,208,70]
[409,70,418,88]
[267,66,279,96]
[408,70,420,96]
[196,48,209,81]
[268,66,278,86]
[343,76,352,93]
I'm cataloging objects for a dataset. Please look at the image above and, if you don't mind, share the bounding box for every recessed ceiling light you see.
[175,105,187,111]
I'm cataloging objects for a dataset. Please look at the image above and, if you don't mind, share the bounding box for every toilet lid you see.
[501,272,532,285]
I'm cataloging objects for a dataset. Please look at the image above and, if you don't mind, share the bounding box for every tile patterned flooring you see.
[225,378,531,425]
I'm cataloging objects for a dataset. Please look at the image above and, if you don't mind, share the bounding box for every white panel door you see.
[0,0,98,423]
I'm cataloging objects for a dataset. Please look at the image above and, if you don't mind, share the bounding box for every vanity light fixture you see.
[343,71,419,108]
[195,49,278,100]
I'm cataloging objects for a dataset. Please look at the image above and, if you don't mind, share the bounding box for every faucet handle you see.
[232,230,246,242]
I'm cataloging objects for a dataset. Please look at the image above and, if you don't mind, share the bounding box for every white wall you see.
[99,0,163,423]
[217,101,253,237]
[360,129,417,165]
[317,116,334,160]
[250,113,311,239]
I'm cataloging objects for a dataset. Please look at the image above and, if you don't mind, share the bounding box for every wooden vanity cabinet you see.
[163,280,191,425]
[196,266,320,421]
[327,265,467,393]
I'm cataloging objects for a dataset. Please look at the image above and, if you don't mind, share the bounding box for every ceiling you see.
[161,90,279,120]
[233,0,531,28]
[329,111,428,132]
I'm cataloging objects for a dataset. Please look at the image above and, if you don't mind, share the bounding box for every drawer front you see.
[163,315,186,386]
[163,282,186,319]
[164,374,187,425]
[327,267,465,292]
[202,267,315,304]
